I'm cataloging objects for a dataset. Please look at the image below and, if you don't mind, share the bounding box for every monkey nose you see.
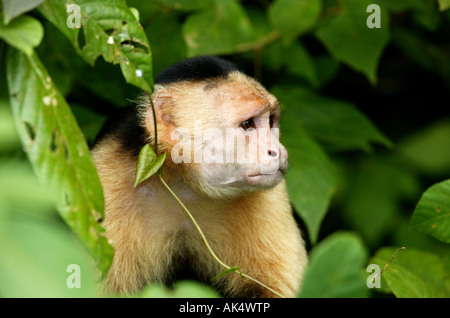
[267,149,278,157]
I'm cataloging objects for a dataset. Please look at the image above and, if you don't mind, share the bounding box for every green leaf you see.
[280,111,337,244]
[268,0,322,44]
[340,158,420,249]
[285,42,319,87]
[39,0,153,92]
[1,0,45,25]
[370,247,450,297]
[411,180,450,243]
[398,120,450,176]
[316,0,390,84]
[0,217,99,297]
[275,85,391,244]
[211,267,240,281]
[0,163,98,297]
[6,49,113,277]
[134,144,167,187]
[299,232,369,297]
[182,0,255,56]
[273,86,391,151]
[144,12,186,76]
[0,14,43,56]
[262,40,318,87]
[438,0,450,11]
[314,55,341,88]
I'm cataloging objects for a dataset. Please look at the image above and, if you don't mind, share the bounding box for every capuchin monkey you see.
[92,56,307,298]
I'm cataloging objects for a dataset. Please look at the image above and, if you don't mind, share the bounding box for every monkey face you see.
[168,80,288,197]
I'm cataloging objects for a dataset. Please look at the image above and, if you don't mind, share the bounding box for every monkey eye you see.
[240,118,256,130]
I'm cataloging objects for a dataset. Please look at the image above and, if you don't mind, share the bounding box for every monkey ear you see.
[145,87,175,139]
[146,87,172,126]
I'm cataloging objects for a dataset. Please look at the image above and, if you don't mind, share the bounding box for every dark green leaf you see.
[273,86,391,151]
[281,119,337,245]
[316,0,390,84]
[182,0,255,56]
[6,49,113,277]
[285,42,318,87]
[411,180,450,243]
[262,40,318,87]
[144,12,186,76]
[268,0,322,44]
[398,120,450,176]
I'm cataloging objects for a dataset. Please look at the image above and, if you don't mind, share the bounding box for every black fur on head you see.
[155,56,239,85]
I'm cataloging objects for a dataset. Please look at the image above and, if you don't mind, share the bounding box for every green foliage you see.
[0,160,98,297]
[370,247,450,297]
[282,123,337,245]
[268,0,322,45]
[39,0,154,92]
[316,0,390,84]
[6,49,113,276]
[0,0,449,299]
[299,232,369,298]
[411,180,450,243]
[182,0,254,57]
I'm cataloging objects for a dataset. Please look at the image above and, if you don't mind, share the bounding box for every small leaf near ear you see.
[134,144,167,187]
[211,267,240,281]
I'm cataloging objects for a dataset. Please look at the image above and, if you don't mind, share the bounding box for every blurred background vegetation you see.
[0,0,449,298]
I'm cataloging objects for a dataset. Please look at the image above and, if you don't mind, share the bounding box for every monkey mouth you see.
[248,171,280,177]
[245,169,284,186]
[247,165,287,178]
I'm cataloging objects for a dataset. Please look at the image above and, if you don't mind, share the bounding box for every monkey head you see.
[141,57,288,198]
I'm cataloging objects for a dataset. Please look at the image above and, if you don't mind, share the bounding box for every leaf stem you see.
[148,96,158,154]
[373,247,406,282]
[157,173,230,270]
